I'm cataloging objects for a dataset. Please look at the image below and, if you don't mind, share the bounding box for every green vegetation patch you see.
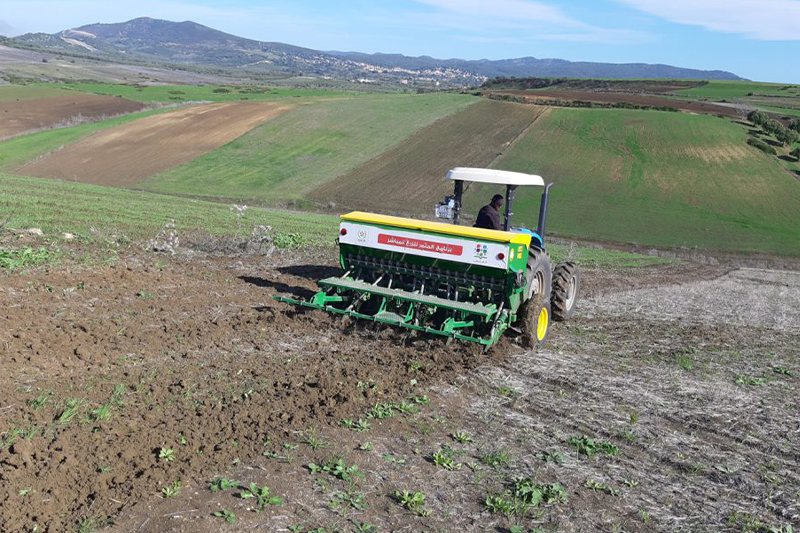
[0,173,337,244]
[671,80,800,99]
[0,85,72,102]
[46,82,353,103]
[142,93,476,201]
[468,108,800,256]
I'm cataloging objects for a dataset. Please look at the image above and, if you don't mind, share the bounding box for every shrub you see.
[791,147,800,160]
[747,110,768,126]
[747,137,777,155]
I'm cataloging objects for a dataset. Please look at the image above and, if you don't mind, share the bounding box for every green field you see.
[672,80,800,99]
[141,93,476,201]
[0,173,337,244]
[0,85,72,101]
[463,108,800,255]
[46,82,354,103]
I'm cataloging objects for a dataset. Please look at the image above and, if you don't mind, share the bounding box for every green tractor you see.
[274,167,580,348]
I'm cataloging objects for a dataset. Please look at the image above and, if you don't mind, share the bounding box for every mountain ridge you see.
[11,17,745,85]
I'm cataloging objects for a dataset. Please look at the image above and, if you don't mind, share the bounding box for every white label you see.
[339,222,509,269]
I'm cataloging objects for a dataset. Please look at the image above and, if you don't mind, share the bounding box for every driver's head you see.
[491,194,504,209]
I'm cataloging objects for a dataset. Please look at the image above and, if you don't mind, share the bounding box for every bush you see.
[777,128,799,146]
[790,119,800,133]
[747,110,768,126]
[747,137,777,155]
[763,119,784,135]
[792,147,800,160]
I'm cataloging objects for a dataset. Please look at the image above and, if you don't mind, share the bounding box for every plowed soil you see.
[16,102,291,186]
[311,99,547,214]
[0,94,145,139]
[492,89,741,117]
[1,243,798,533]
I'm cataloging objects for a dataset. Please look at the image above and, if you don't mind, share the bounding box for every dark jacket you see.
[474,204,501,231]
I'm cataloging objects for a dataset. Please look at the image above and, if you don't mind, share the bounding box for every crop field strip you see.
[0,173,338,243]
[141,93,476,201]
[461,107,800,255]
[0,92,146,139]
[15,102,292,186]
[310,99,548,213]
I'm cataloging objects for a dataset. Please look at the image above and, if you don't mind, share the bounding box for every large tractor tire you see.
[551,261,580,321]
[520,294,551,349]
[525,249,552,300]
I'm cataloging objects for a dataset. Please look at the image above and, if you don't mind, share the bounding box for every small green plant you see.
[585,479,618,496]
[19,487,32,496]
[209,477,238,492]
[341,419,371,432]
[0,247,57,270]
[212,510,236,523]
[395,490,431,516]
[239,482,283,510]
[350,520,378,532]
[535,450,566,464]
[358,441,373,451]
[735,375,766,386]
[432,449,462,471]
[366,402,397,420]
[409,395,430,404]
[330,489,368,513]
[161,481,181,498]
[772,366,794,376]
[451,431,473,444]
[480,449,512,469]
[384,454,407,466]
[29,392,52,410]
[56,398,84,425]
[567,436,619,458]
[158,447,175,462]
[308,458,365,484]
[301,429,328,450]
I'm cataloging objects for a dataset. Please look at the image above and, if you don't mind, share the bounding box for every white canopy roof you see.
[446,167,545,187]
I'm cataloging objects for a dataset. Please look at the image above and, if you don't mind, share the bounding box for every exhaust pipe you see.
[537,183,554,245]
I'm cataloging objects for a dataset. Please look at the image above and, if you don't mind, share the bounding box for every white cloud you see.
[613,0,800,40]
[407,0,651,44]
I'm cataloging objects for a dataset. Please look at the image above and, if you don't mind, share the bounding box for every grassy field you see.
[0,173,337,244]
[462,108,800,255]
[46,82,354,103]
[0,106,177,171]
[141,93,476,201]
[671,80,800,99]
[0,85,72,101]
[311,99,546,212]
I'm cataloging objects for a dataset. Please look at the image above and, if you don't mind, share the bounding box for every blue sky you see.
[0,0,798,82]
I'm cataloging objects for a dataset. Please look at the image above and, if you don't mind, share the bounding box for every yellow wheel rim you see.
[536,306,549,341]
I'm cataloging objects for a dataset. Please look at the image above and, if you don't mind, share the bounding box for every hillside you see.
[9,17,743,86]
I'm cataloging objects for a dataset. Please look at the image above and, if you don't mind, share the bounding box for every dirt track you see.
[0,94,145,139]
[1,244,798,533]
[16,102,291,186]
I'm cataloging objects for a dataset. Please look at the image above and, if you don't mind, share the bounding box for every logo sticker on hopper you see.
[378,234,463,255]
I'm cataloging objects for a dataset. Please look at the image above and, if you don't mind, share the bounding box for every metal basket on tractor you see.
[274,167,580,348]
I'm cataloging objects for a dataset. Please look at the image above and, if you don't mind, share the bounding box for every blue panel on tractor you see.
[512,228,543,248]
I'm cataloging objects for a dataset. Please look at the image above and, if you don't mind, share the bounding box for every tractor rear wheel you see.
[520,294,551,349]
[551,262,580,321]
[526,249,552,300]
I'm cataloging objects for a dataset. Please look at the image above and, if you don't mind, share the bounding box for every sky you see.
[0,0,798,82]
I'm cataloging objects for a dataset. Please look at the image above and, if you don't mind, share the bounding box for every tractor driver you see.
[474,194,504,231]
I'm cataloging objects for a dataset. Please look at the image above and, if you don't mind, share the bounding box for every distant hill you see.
[327,52,744,81]
[11,17,744,86]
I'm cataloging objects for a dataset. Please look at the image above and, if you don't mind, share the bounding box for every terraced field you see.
[462,108,800,255]
[17,102,291,186]
[311,99,547,212]
[142,93,476,201]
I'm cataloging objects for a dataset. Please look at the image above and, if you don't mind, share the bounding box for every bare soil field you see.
[491,90,742,118]
[1,241,797,533]
[0,93,145,139]
[311,99,547,213]
[16,102,291,186]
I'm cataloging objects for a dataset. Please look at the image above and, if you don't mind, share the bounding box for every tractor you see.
[274,167,580,348]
